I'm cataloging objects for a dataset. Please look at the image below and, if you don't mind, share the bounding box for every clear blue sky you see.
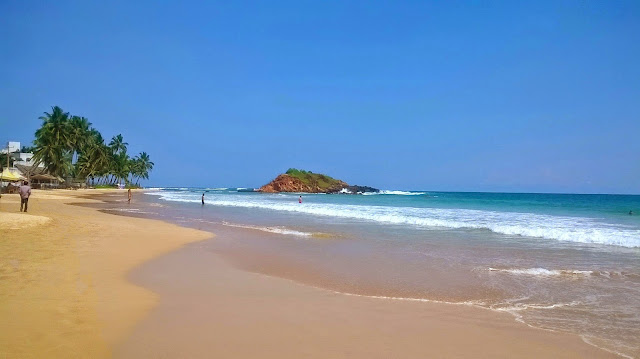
[1,1,639,194]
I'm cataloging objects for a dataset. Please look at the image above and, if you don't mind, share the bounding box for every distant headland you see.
[258,168,379,194]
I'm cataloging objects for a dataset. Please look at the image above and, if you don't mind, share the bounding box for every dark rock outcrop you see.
[337,185,379,194]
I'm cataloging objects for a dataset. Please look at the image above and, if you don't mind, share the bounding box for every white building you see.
[14,152,36,166]
[1,141,21,154]
[1,141,43,168]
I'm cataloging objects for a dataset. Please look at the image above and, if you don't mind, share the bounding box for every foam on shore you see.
[146,190,640,248]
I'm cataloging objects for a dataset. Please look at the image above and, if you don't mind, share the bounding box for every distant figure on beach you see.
[202,193,205,205]
[299,196,302,204]
[128,188,132,203]
[19,180,31,212]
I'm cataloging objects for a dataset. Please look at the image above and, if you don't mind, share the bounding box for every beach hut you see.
[15,164,62,189]
[30,173,62,189]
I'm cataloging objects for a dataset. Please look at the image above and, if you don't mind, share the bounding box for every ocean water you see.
[132,188,639,358]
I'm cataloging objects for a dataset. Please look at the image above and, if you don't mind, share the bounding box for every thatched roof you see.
[15,164,63,182]
[30,173,60,181]
[15,164,47,176]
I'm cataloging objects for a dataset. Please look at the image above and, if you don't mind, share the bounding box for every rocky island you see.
[258,168,379,194]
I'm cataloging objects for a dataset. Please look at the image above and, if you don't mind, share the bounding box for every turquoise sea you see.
[115,189,640,358]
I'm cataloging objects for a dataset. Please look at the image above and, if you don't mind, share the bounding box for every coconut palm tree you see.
[76,130,112,185]
[32,106,73,177]
[31,106,154,186]
[69,116,92,159]
[109,134,128,156]
[110,151,130,186]
[137,152,154,184]
[128,152,154,185]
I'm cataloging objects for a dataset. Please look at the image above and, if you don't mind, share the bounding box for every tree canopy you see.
[31,105,153,186]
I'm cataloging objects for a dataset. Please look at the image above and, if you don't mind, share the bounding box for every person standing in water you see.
[19,180,31,212]
[127,188,132,203]
[202,193,205,205]
[299,195,302,204]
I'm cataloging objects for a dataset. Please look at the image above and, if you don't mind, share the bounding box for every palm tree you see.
[109,134,128,156]
[128,152,154,186]
[32,106,73,177]
[76,130,112,185]
[31,106,154,187]
[138,152,154,182]
[69,116,92,159]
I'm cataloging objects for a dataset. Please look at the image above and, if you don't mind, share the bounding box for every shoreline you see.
[0,189,212,357]
[0,189,621,358]
[119,234,618,358]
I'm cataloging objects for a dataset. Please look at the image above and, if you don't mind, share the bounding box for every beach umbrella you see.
[0,168,24,182]
[0,168,25,196]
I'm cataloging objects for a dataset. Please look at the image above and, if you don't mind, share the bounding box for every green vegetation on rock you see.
[285,168,342,191]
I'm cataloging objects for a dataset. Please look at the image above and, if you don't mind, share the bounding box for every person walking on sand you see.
[19,180,31,212]
[202,193,205,205]
[299,195,302,204]
[128,188,132,203]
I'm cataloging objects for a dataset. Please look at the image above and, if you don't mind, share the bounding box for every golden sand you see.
[0,212,51,230]
[0,190,211,358]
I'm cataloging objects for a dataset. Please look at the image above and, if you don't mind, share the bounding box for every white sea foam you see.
[488,267,593,277]
[221,221,314,237]
[362,190,426,196]
[144,191,170,197]
[105,208,153,214]
[492,300,582,312]
[147,191,640,248]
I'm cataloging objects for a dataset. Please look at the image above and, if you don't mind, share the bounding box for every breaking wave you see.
[145,191,640,248]
[221,221,317,237]
[363,190,427,196]
[488,267,594,277]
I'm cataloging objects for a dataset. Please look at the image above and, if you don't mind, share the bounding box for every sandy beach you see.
[0,190,619,358]
[0,190,211,358]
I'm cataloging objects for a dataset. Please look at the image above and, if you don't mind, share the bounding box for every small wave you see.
[363,190,427,196]
[492,300,583,312]
[581,336,636,359]
[105,208,153,214]
[221,221,327,237]
[147,191,640,248]
[488,267,593,277]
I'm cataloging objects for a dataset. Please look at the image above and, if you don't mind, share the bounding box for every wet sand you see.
[119,239,617,358]
[0,190,619,358]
